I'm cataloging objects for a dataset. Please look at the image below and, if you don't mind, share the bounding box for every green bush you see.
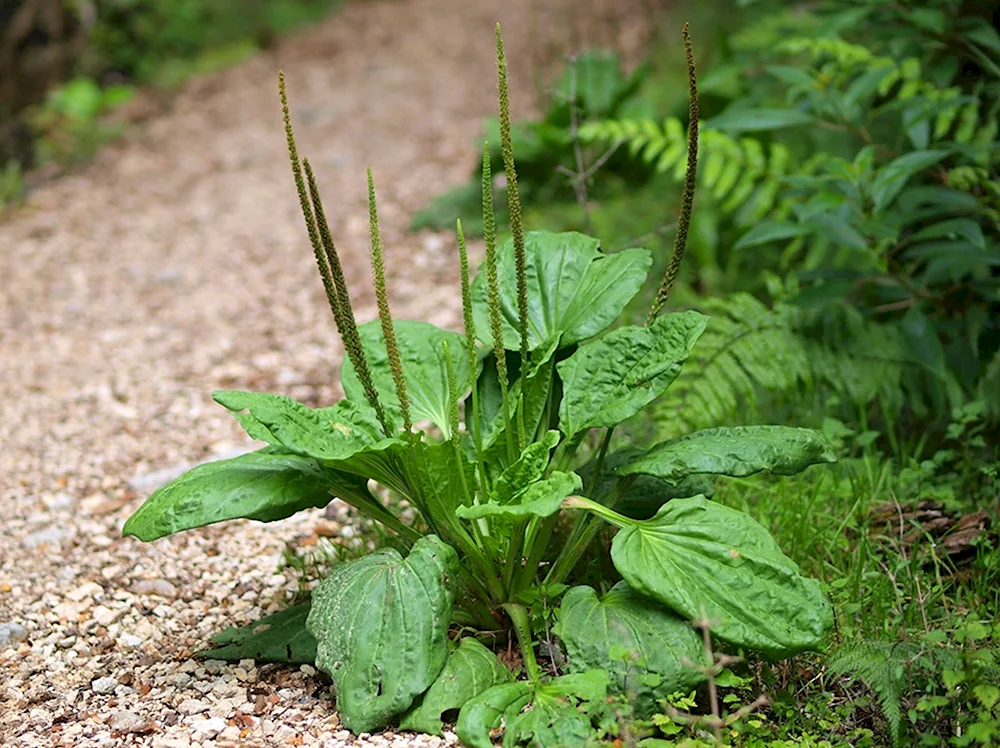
[580,0,999,438]
[88,0,337,85]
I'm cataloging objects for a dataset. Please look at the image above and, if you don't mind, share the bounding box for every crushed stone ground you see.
[0,0,651,745]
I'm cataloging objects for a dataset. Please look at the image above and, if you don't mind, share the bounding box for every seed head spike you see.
[368,167,412,433]
[648,23,699,324]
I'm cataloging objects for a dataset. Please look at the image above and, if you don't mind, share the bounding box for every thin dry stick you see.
[647,22,699,325]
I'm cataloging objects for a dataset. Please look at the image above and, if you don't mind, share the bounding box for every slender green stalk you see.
[515,513,559,591]
[495,23,530,450]
[279,73,337,321]
[482,143,516,463]
[443,341,473,505]
[301,162,390,435]
[648,23,700,324]
[586,428,614,497]
[367,167,412,433]
[281,74,389,433]
[502,603,542,685]
[503,520,528,597]
[544,477,637,586]
[457,220,491,498]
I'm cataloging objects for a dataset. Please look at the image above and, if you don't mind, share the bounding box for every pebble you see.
[110,710,147,733]
[176,698,210,715]
[118,633,144,648]
[66,581,104,602]
[92,677,119,695]
[92,605,125,626]
[0,622,28,648]
[21,526,75,549]
[131,578,178,598]
[191,717,227,738]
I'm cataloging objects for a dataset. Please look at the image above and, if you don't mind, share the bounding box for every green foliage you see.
[198,601,317,664]
[30,77,135,166]
[411,49,651,236]
[122,25,839,743]
[583,0,1000,437]
[306,535,459,733]
[556,583,706,716]
[88,0,337,86]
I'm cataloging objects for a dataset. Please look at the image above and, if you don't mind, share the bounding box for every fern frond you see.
[579,119,790,224]
[828,639,910,746]
[652,294,913,438]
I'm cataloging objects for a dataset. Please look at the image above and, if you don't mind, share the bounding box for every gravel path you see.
[0,1,650,745]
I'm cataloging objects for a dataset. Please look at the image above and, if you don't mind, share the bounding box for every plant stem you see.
[586,427,614,497]
[544,480,636,586]
[495,24,530,451]
[503,519,528,597]
[457,219,491,501]
[515,513,559,591]
[502,603,542,685]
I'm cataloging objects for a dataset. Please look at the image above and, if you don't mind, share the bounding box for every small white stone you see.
[176,698,210,715]
[131,579,178,598]
[92,605,125,626]
[218,725,241,741]
[110,710,147,733]
[66,581,104,602]
[92,676,118,695]
[191,716,227,738]
[119,633,144,648]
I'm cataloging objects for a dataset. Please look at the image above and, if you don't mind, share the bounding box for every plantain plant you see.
[123,24,837,746]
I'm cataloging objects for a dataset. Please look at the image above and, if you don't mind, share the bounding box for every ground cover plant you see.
[123,25,840,745]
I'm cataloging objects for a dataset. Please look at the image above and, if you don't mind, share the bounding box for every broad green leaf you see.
[340,320,471,437]
[122,448,336,541]
[557,311,708,438]
[455,682,532,748]
[734,221,813,250]
[199,602,316,665]
[556,583,705,716]
[619,426,837,484]
[213,390,401,461]
[503,673,608,748]
[399,638,513,736]
[470,231,651,352]
[491,431,561,504]
[610,496,834,656]
[705,107,814,132]
[870,150,949,215]
[404,441,477,516]
[456,671,608,748]
[306,535,459,733]
[578,446,715,520]
[456,471,582,521]
[213,390,411,496]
